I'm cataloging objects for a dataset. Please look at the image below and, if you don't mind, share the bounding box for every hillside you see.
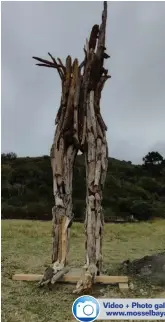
[1,152,165,221]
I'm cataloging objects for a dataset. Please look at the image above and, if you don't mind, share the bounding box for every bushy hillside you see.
[1,152,165,221]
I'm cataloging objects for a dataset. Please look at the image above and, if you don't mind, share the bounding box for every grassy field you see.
[2,219,165,322]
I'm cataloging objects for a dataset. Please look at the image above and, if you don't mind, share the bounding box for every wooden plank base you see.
[12,268,128,287]
[119,282,129,291]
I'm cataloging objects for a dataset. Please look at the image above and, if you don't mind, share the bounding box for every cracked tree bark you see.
[73,1,109,294]
[33,0,110,291]
[73,91,108,294]
[50,55,79,276]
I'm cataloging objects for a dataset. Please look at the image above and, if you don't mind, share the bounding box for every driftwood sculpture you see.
[33,1,110,294]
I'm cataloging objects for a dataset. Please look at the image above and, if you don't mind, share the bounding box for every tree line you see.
[1,151,165,222]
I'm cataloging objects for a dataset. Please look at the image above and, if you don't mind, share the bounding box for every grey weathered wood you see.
[51,267,70,284]
[33,1,110,293]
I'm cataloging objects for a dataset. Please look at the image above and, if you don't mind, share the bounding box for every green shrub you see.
[1,152,165,221]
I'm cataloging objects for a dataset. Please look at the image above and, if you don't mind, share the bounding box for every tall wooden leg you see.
[73,92,108,294]
[51,143,77,276]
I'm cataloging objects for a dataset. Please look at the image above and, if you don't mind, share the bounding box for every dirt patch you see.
[120,252,165,285]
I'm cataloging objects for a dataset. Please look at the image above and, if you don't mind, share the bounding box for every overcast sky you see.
[2,1,165,164]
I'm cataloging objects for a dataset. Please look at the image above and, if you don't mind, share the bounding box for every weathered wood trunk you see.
[50,55,79,273]
[73,1,109,294]
[33,1,110,291]
[73,91,108,294]
[51,143,77,272]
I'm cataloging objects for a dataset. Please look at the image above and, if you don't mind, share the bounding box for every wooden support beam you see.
[13,274,42,281]
[12,270,128,284]
[119,282,129,290]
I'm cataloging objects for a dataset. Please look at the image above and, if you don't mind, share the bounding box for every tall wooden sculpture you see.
[33,1,110,294]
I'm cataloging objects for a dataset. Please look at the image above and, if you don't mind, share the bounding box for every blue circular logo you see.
[72,295,100,322]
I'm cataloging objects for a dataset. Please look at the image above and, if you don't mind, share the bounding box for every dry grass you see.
[2,219,165,322]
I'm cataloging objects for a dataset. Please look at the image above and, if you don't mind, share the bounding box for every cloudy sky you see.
[2,1,165,164]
